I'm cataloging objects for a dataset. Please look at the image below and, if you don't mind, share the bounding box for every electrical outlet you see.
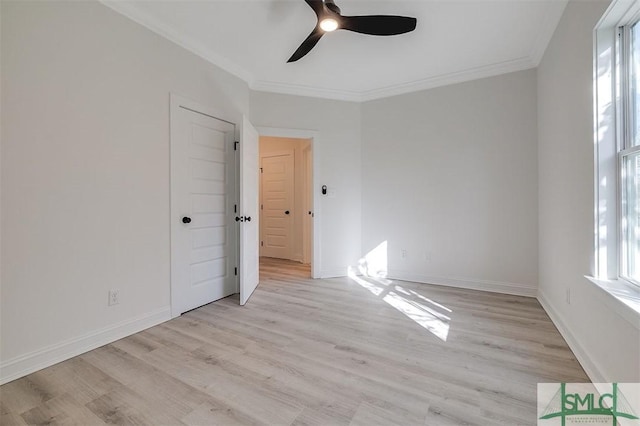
[566,288,571,305]
[109,289,120,306]
[401,249,407,259]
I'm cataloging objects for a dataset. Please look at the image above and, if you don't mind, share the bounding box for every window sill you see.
[584,276,640,329]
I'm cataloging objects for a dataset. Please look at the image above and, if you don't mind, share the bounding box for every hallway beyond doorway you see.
[260,257,311,280]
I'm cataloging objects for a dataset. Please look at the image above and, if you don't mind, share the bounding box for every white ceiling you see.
[102,0,568,101]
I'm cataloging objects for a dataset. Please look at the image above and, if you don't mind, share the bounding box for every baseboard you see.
[537,291,607,383]
[320,267,349,279]
[387,270,537,297]
[0,306,171,385]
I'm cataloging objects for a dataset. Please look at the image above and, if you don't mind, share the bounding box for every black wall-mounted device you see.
[322,185,327,195]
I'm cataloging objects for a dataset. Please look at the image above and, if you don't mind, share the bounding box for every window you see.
[594,1,640,289]
[618,22,640,285]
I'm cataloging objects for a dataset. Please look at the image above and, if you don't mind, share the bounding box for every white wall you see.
[250,92,362,278]
[538,0,640,382]
[4,0,636,387]
[361,70,539,296]
[259,136,311,263]
[0,0,250,383]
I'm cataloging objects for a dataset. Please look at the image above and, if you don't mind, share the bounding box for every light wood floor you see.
[259,257,311,280]
[1,258,588,425]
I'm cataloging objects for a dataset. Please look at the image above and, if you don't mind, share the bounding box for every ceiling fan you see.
[288,0,417,63]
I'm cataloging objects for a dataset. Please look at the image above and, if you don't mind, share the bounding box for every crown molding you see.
[99,0,253,84]
[358,57,536,102]
[99,0,560,103]
[253,57,537,103]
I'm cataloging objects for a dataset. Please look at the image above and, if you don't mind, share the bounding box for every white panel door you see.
[171,104,237,316]
[239,116,259,305]
[260,152,294,259]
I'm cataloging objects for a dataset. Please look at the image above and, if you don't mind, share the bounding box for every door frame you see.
[302,144,312,264]
[169,93,240,318]
[256,127,320,279]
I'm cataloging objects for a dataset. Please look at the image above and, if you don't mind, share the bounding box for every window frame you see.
[594,0,640,289]
[592,0,640,326]
[616,19,640,287]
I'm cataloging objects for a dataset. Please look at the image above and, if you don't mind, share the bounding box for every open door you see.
[170,95,238,317]
[239,116,260,305]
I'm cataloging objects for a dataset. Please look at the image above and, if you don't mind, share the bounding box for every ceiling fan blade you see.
[287,28,324,63]
[340,15,417,36]
[304,0,324,17]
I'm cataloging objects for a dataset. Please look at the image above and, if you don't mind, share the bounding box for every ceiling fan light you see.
[320,18,338,32]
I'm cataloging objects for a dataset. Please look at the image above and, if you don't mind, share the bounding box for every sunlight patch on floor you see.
[347,241,452,341]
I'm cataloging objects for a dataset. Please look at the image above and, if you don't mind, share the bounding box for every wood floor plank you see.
[290,401,354,426]
[81,345,210,418]
[1,257,588,425]
[20,393,106,426]
[349,401,428,426]
[181,402,260,426]
[1,375,57,415]
[1,400,29,426]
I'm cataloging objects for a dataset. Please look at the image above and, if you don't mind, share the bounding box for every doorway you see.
[259,135,314,278]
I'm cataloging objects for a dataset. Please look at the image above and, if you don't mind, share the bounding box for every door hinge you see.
[261,241,264,247]
[235,267,238,276]
[260,204,263,210]
[234,141,239,151]
[260,167,263,173]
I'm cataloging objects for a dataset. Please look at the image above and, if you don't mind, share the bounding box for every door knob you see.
[285,210,290,215]
[235,216,243,222]
[244,216,252,222]
[182,217,191,224]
